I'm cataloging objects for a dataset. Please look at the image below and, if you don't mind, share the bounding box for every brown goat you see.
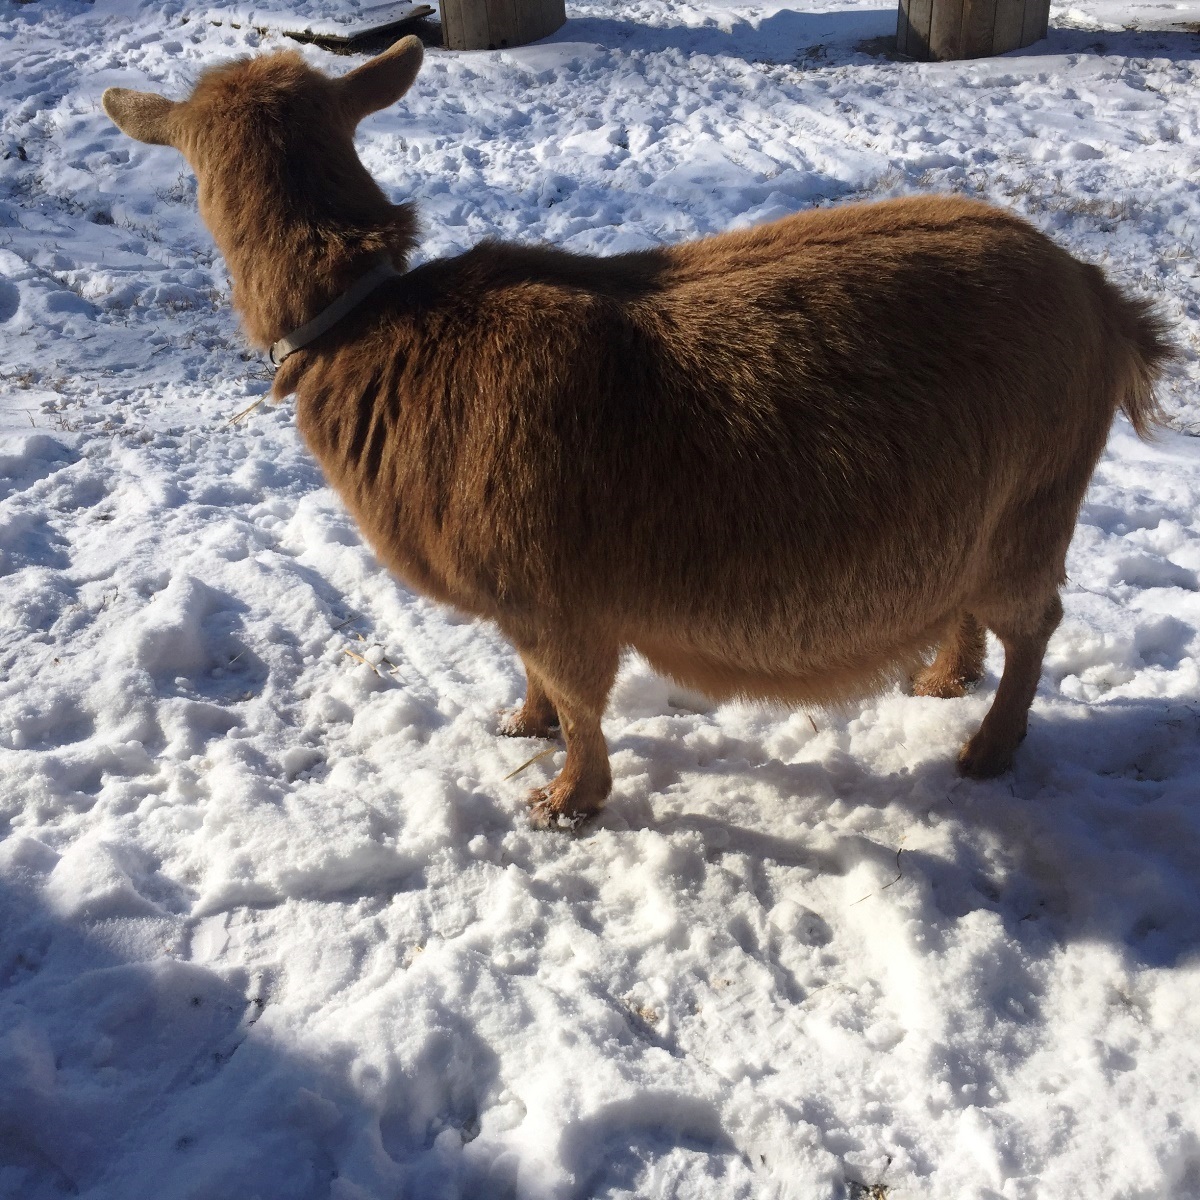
[103,38,1174,828]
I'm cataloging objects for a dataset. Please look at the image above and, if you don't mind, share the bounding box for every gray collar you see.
[269,260,400,368]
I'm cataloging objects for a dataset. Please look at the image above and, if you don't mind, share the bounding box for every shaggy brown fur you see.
[103,38,1175,828]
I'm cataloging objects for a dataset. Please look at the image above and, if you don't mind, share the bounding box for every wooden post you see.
[441,0,565,50]
[896,0,1049,58]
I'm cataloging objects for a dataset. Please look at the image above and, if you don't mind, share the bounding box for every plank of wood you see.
[903,0,936,58]
[1021,0,1050,46]
[440,0,462,46]
[959,0,998,57]
[896,0,914,56]
[277,3,434,49]
[928,0,966,59]
[454,0,493,50]
[488,0,525,48]
[991,0,1027,53]
[525,0,563,44]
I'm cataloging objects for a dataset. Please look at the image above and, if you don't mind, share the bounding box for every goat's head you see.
[101,37,425,344]
[102,33,424,173]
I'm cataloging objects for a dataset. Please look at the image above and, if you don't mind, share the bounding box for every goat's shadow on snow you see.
[600,692,1200,969]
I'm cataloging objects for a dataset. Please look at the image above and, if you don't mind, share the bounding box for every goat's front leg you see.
[504,629,619,830]
[499,654,560,739]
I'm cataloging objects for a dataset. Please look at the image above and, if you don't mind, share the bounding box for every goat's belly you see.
[633,631,936,708]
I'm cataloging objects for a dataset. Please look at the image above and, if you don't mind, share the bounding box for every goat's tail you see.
[1090,265,1177,439]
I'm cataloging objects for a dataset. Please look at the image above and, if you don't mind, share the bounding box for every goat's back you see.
[295,196,1166,699]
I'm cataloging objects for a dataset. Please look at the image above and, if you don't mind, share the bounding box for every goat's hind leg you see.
[958,595,1062,778]
[500,654,560,739]
[913,612,986,699]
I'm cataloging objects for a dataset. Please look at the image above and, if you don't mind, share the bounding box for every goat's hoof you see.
[956,735,1015,779]
[526,784,601,832]
[913,665,981,699]
[498,706,559,739]
[912,670,968,699]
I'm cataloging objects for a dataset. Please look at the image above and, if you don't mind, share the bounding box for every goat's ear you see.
[102,88,179,147]
[339,35,423,124]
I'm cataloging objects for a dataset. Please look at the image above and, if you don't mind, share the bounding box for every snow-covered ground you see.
[3,0,1200,1194]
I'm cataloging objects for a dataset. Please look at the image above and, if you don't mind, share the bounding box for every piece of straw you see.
[227,396,266,426]
[503,745,557,781]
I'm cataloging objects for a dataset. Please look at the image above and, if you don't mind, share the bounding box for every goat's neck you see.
[212,202,418,353]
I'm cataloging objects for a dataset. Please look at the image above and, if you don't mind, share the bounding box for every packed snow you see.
[2,0,1200,1194]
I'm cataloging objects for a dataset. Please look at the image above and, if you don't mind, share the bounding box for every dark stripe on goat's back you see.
[363,398,389,485]
[346,384,374,467]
